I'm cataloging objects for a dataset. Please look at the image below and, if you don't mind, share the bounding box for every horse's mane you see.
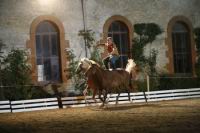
[91,63,104,77]
[81,58,100,67]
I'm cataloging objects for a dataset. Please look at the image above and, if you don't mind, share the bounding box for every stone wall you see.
[85,0,200,73]
[0,0,200,73]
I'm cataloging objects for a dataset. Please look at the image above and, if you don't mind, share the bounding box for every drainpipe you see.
[81,0,88,57]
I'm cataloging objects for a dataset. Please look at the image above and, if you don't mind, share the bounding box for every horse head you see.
[76,58,100,74]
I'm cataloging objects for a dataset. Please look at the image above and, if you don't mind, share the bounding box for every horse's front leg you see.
[83,85,89,104]
[102,89,108,105]
[83,86,88,96]
[92,88,97,103]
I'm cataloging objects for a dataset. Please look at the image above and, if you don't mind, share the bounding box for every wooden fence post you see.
[143,91,147,103]
[52,84,63,109]
[147,75,150,92]
[9,100,12,113]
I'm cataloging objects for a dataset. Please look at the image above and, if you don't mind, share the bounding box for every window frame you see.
[108,20,130,56]
[166,16,196,76]
[172,23,192,74]
[26,15,69,84]
[35,21,61,83]
[100,15,133,66]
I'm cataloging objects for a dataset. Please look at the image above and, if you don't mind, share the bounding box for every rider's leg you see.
[110,56,119,69]
[103,56,110,69]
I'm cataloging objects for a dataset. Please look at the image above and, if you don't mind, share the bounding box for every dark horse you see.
[77,58,136,106]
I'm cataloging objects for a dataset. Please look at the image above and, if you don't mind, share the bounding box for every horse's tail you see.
[125,59,136,74]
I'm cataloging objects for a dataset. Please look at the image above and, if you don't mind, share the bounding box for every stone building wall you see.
[85,0,200,73]
[0,0,200,75]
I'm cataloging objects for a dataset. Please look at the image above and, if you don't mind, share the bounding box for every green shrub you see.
[134,23,162,43]
[29,85,52,99]
[65,48,86,92]
[158,75,200,90]
[132,23,162,76]
[0,42,51,100]
[135,80,147,92]
[1,48,32,100]
[64,29,103,93]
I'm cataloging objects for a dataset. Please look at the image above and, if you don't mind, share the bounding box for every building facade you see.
[0,0,200,86]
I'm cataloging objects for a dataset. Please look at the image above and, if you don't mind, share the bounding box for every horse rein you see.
[84,65,92,75]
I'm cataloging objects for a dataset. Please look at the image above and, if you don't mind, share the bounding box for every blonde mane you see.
[81,58,100,67]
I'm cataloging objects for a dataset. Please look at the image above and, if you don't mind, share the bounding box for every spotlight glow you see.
[37,0,56,6]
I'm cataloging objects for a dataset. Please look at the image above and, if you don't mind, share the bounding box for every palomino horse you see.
[76,58,100,103]
[76,58,137,106]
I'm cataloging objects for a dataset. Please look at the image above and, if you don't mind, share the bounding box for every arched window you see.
[108,21,130,67]
[35,21,61,82]
[172,22,192,74]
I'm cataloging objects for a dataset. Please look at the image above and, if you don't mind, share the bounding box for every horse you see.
[76,58,137,106]
[76,58,100,103]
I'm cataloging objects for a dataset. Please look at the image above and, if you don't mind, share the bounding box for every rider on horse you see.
[103,37,119,69]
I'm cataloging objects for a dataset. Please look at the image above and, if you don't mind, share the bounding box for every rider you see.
[103,37,119,69]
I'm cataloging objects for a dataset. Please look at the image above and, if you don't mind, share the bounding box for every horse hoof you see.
[102,105,107,109]
[99,103,105,108]
[94,99,97,103]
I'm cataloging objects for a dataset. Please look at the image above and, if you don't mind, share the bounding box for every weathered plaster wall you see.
[0,0,200,73]
[0,0,85,56]
[85,0,200,73]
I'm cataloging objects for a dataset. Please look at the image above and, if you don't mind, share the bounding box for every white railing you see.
[0,88,200,113]
[145,88,200,102]
[10,98,59,113]
[0,100,11,113]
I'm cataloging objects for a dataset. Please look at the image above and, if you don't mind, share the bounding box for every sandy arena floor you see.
[0,98,200,133]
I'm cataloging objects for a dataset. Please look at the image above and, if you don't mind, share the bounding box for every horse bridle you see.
[84,65,92,75]
[80,58,100,75]
[80,59,92,75]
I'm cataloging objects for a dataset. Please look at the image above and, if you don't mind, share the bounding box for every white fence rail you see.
[0,88,200,113]
[145,88,200,102]
[61,88,200,108]
[0,100,11,113]
[11,98,59,113]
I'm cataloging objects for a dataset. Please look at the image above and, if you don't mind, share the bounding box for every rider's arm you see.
[110,44,119,56]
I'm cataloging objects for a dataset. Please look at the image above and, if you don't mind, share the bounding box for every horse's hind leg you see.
[102,89,108,107]
[128,91,133,103]
[98,90,106,107]
[127,86,133,103]
[92,89,97,103]
[116,92,120,105]
[98,90,103,102]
